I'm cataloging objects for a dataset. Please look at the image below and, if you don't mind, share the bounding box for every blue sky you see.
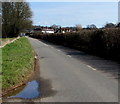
[29,2,118,28]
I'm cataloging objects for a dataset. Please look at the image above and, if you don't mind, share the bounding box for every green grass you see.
[2,37,34,89]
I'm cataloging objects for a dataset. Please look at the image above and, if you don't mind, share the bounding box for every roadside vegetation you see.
[1,1,34,92]
[2,37,34,90]
[0,38,15,46]
[30,27,120,62]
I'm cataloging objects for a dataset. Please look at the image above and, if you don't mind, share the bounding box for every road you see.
[3,37,119,103]
[27,37,119,102]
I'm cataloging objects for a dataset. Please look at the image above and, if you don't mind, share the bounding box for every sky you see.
[29,2,118,28]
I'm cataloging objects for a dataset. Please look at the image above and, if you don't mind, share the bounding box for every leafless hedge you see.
[30,28,120,61]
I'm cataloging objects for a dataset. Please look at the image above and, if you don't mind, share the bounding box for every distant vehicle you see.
[20,33,25,37]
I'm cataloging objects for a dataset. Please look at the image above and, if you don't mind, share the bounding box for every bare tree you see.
[104,23,116,28]
[117,22,120,27]
[87,24,97,29]
[2,2,32,37]
[75,24,82,32]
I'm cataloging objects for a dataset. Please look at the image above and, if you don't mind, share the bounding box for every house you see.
[31,25,77,34]
[61,27,72,33]
[42,29,54,34]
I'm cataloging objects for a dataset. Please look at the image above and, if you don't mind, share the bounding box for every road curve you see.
[28,37,118,102]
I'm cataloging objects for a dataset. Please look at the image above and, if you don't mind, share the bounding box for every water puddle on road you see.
[3,58,57,100]
[6,80,41,99]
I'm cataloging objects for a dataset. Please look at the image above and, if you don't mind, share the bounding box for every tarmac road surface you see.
[3,37,119,103]
[28,37,118,102]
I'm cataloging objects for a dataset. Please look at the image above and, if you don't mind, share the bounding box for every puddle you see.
[4,58,41,99]
[3,58,57,101]
[7,80,41,99]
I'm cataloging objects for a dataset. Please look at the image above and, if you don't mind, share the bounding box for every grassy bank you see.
[0,38,15,46]
[2,37,34,90]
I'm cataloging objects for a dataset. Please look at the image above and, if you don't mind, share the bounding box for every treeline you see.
[2,2,32,38]
[30,28,120,62]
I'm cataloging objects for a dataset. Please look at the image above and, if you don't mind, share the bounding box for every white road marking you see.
[108,76,118,79]
[43,43,49,47]
[52,87,55,90]
[51,47,54,49]
[41,42,49,46]
[57,49,61,52]
[87,65,97,71]
[67,55,72,58]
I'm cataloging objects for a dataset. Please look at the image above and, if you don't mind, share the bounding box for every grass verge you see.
[0,38,15,46]
[2,37,34,91]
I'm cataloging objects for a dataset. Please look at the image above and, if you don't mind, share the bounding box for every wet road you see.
[3,37,119,103]
[28,37,118,102]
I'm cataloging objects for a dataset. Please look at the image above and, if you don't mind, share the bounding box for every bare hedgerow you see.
[30,28,120,61]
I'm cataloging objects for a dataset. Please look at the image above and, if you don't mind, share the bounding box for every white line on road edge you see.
[87,65,97,71]
[67,55,72,58]
[41,42,49,47]
[51,47,54,49]
[52,87,55,90]
[57,49,61,52]
[43,43,49,47]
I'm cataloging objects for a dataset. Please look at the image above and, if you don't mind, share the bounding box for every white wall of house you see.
[62,31,65,33]
[42,30,54,34]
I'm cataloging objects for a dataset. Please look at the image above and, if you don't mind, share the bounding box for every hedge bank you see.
[30,28,120,62]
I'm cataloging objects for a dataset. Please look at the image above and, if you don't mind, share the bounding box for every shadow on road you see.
[39,39,120,79]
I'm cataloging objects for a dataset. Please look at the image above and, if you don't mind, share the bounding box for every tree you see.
[116,22,120,27]
[87,24,97,29]
[51,24,60,29]
[2,2,32,37]
[51,24,61,33]
[75,24,82,32]
[104,23,116,28]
